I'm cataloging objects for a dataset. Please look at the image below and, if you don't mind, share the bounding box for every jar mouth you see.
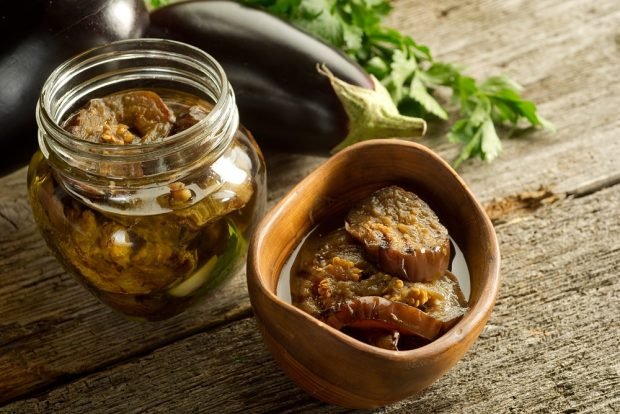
[37,38,237,174]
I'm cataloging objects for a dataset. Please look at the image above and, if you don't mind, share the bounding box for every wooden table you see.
[1,0,619,412]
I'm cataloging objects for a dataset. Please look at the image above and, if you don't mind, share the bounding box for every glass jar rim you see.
[36,38,236,166]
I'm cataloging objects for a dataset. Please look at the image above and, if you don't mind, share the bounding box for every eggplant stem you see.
[318,64,427,153]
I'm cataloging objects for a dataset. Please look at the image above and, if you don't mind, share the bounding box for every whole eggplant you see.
[148,0,425,153]
[0,0,149,175]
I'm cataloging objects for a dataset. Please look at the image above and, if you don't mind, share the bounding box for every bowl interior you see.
[253,140,498,309]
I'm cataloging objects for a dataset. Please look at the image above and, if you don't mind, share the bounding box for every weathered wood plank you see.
[2,0,620,405]
[392,0,620,201]
[5,183,619,413]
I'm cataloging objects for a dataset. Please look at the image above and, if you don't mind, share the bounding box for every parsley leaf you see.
[409,73,448,120]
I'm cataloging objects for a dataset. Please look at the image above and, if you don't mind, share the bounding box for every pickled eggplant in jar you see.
[29,40,266,321]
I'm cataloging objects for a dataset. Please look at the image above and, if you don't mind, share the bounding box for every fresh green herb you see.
[148,0,552,166]
[444,72,554,167]
[148,0,170,7]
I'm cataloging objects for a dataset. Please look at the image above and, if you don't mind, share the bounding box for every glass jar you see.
[28,39,266,321]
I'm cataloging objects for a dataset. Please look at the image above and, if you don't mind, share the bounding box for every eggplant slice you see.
[345,186,450,283]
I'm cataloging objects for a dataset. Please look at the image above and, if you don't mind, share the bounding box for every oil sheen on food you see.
[278,186,470,350]
[28,89,262,320]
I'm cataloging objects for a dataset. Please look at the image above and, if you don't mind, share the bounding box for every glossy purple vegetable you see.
[148,0,426,153]
[0,0,149,175]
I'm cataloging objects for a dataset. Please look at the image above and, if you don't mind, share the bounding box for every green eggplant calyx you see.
[318,64,427,153]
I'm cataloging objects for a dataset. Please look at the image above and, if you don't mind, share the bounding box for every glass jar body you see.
[27,39,266,321]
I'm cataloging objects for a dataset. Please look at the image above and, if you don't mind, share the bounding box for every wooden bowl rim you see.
[248,139,500,360]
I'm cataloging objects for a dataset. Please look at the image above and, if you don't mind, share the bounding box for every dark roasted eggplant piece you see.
[0,0,149,175]
[148,0,426,153]
[324,296,443,341]
[345,186,451,282]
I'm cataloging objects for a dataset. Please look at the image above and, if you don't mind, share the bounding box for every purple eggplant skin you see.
[0,0,149,175]
[148,0,374,153]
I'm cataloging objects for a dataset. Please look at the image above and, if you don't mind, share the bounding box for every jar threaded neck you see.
[36,38,238,186]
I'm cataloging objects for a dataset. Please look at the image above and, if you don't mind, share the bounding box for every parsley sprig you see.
[241,0,553,166]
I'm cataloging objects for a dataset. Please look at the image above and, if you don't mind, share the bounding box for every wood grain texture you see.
[4,183,619,413]
[1,0,620,409]
[389,0,620,201]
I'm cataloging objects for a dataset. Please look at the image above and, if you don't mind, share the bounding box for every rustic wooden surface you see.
[1,0,619,412]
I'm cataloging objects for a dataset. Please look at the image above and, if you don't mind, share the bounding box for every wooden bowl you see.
[246,139,500,408]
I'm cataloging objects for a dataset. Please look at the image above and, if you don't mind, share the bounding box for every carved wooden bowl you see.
[246,139,500,408]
